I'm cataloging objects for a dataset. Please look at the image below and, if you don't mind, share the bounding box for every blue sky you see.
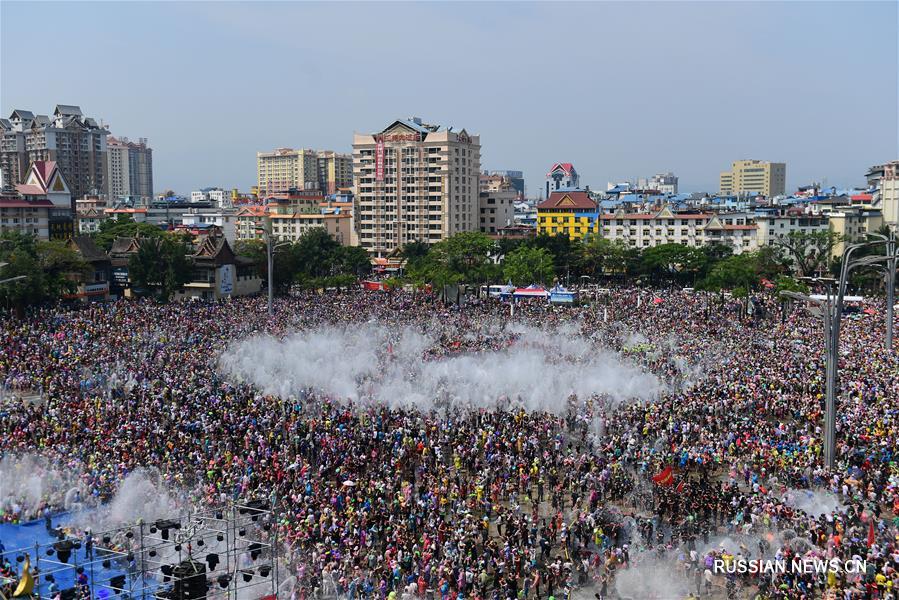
[2,1,896,196]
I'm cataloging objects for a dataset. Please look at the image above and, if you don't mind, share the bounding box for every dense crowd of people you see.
[0,286,898,600]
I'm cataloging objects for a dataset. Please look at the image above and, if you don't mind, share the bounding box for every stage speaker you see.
[171,560,207,600]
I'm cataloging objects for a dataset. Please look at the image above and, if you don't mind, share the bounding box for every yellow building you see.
[823,207,883,257]
[257,148,353,197]
[536,191,600,239]
[719,159,786,197]
[257,148,319,196]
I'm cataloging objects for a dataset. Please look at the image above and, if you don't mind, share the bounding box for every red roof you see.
[600,212,715,221]
[32,160,57,184]
[546,162,575,177]
[15,184,47,196]
[0,196,53,208]
[536,191,596,210]
[851,194,872,202]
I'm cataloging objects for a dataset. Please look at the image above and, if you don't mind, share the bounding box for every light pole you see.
[0,262,27,286]
[256,216,291,317]
[781,237,897,469]
[782,283,838,468]
[862,233,897,352]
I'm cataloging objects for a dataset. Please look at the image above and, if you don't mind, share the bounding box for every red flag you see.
[867,519,875,547]
[675,479,685,494]
[652,466,674,487]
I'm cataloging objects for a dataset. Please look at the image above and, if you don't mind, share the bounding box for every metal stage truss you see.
[1,501,279,600]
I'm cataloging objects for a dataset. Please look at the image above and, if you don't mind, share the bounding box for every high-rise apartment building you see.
[257,148,319,196]
[719,160,786,197]
[316,151,353,195]
[107,136,153,202]
[353,117,481,256]
[0,105,109,206]
[257,148,353,196]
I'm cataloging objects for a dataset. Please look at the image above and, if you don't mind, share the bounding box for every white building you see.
[754,208,829,246]
[700,212,758,254]
[599,207,758,253]
[76,207,108,234]
[180,208,238,243]
[599,206,712,249]
[190,187,229,206]
[637,172,678,195]
[107,136,153,202]
[4,160,73,240]
[353,117,481,256]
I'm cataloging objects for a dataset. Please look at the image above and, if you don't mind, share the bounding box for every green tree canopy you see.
[414,232,497,285]
[0,231,89,312]
[699,253,760,291]
[774,275,809,295]
[579,237,636,279]
[94,214,164,252]
[399,240,431,271]
[532,234,579,280]
[502,246,556,286]
[774,230,842,277]
[293,228,342,279]
[639,243,707,283]
[127,234,192,302]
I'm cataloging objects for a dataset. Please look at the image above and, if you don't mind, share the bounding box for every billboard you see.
[219,264,234,296]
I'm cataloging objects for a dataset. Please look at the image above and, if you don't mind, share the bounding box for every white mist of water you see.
[218,324,662,412]
[783,487,844,517]
[613,558,693,600]
[0,454,83,520]
[70,469,186,531]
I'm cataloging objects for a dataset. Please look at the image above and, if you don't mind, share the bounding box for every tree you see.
[0,231,89,313]
[579,237,634,279]
[700,253,759,292]
[39,239,91,297]
[700,243,734,265]
[428,232,497,283]
[399,240,431,271]
[503,246,556,286]
[774,275,809,295]
[293,228,341,279]
[494,237,528,261]
[94,214,163,252]
[233,239,267,279]
[639,244,707,284]
[333,246,372,278]
[128,235,192,302]
[774,230,843,277]
[754,245,789,279]
[532,234,579,282]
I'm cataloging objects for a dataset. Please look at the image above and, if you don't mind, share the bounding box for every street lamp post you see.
[257,216,291,317]
[863,233,897,351]
[782,284,838,468]
[781,236,898,469]
[0,262,28,286]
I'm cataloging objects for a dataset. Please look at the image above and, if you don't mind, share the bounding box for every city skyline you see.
[2,1,896,196]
